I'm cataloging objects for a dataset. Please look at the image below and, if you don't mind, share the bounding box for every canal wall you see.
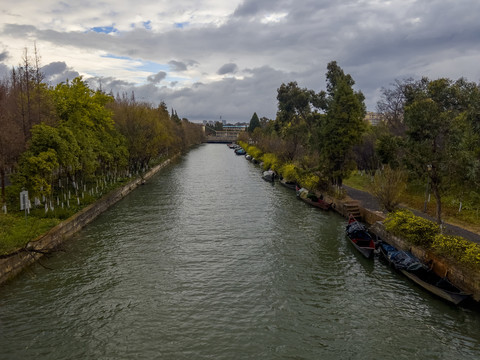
[370,221,480,302]
[328,193,480,302]
[0,157,175,286]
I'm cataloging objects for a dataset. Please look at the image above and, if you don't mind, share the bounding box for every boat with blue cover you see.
[379,242,470,305]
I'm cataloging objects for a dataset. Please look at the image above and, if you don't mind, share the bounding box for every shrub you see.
[370,166,407,211]
[279,163,298,182]
[299,173,320,190]
[384,209,439,247]
[433,234,480,270]
[261,153,280,171]
[246,145,263,160]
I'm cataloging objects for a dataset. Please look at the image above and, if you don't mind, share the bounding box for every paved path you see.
[343,185,480,244]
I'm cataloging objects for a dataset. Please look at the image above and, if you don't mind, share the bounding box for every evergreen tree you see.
[248,112,260,133]
[317,61,366,186]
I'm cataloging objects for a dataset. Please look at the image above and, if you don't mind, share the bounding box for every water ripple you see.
[1,144,480,359]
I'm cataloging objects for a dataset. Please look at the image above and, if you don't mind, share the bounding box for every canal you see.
[1,144,480,359]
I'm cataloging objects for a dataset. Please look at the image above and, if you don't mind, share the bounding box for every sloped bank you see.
[0,157,176,286]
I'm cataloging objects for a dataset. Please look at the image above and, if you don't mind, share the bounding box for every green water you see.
[1,144,480,359]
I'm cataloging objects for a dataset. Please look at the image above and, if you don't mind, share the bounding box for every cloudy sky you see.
[1,0,479,122]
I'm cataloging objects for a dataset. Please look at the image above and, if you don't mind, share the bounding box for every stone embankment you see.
[327,191,480,303]
[0,157,175,285]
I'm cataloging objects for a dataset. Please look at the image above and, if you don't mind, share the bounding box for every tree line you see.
[0,48,204,212]
[243,61,480,224]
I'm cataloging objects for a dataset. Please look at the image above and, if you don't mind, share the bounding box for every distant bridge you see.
[203,126,243,143]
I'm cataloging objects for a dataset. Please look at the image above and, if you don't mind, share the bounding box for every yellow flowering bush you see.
[433,234,480,270]
[299,173,320,190]
[279,163,299,182]
[237,141,263,160]
[384,209,439,247]
[261,153,280,171]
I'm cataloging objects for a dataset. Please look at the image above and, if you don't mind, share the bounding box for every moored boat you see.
[235,147,246,155]
[262,169,275,182]
[345,214,375,259]
[379,242,471,305]
[279,178,297,190]
[296,187,332,210]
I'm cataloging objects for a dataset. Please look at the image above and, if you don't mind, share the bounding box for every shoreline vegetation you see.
[2,53,480,289]
[233,61,480,275]
[1,48,204,257]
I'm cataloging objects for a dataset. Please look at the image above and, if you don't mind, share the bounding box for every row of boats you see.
[346,214,471,305]
[229,143,472,306]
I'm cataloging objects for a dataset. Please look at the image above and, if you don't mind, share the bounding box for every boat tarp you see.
[382,244,424,271]
[346,221,372,240]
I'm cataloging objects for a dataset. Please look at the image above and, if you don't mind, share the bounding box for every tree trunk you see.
[0,166,5,205]
[432,182,442,225]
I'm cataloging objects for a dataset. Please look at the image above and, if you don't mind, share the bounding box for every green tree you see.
[403,78,475,224]
[248,112,260,133]
[53,77,128,180]
[317,62,366,186]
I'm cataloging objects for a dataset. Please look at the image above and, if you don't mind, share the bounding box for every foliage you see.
[317,62,367,186]
[248,112,261,133]
[298,172,320,191]
[279,163,298,182]
[239,142,263,160]
[261,153,280,171]
[403,77,480,224]
[0,50,204,255]
[432,234,480,270]
[370,165,407,211]
[384,209,439,247]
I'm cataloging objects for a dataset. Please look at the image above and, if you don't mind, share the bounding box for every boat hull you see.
[379,242,470,305]
[345,215,375,259]
[399,269,470,305]
[347,237,375,259]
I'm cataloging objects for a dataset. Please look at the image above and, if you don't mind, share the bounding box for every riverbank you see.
[321,188,480,304]
[0,156,177,286]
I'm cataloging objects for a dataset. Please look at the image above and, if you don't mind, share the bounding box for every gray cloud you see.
[217,63,238,75]
[0,51,8,62]
[168,59,199,72]
[2,1,480,120]
[147,71,167,84]
[41,61,80,85]
[168,60,187,72]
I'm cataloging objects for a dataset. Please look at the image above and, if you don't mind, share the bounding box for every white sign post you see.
[20,190,28,210]
[20,190,29,221]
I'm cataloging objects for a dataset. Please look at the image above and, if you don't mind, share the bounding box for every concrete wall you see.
[0,158,174,285]
[329,194,480,302]
[370,222,480,301]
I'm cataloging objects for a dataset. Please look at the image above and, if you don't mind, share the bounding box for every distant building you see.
[223,124,248,131]
[365,112,383,126]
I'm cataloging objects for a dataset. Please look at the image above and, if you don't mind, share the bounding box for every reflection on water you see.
[1,144,480,359]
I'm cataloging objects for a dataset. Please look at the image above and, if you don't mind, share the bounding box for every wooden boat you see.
[262,170,275,182]
[234,148,246,155]
[345,214,375,259]
[279,178,297,190]
[296,187,332,210]
[379,242,471,305]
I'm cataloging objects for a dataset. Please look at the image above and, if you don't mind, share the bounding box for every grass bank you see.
[343,172,480,233]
